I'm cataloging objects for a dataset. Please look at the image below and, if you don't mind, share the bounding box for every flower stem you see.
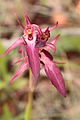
[25,91,33,120]
[25,70,34,120]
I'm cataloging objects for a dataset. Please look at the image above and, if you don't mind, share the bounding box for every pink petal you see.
[24,13,31,26]
[32,24,42,35]
[40,51,66,97]
[49,22,58,31]
[26,45,40,79]
[12,57,26,65]
[0,38,24,57]
[45,26,49,32]
[35,27,50,48]
[15,13,25,29]
[35,40,46,48]
[42,22,58,32]
[45,63,66,96]
[50,34,60,45]
[18,46,23,53]
[46,43,56,52]
[44,34,60,52]
[25,34,40,79]
[10,62,28,84]
[40,49,53,61]
[53,60,65,64]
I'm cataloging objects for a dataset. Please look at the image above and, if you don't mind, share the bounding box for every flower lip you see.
[28,34,33,40]
[41,27,50,41]
[24,27,32,34]
[27,29,32,34]
[24,27,34,41]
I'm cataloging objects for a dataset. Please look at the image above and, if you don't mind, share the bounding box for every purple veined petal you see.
[45,62,66,97]
[40,49,53,62]
[42,22,58,32]
[0,38,24,57]
[10,62,28,84]
[43,34,60,52]
[35,40,46,48]
[26,45,40,79]
[43,26,50,34]
[24,13,31,26]
[12,57,26,65]
[50,34,60,45]
[40,51,66,97]
[53,60,65,64]
[32,24,42,35]
[14,13,25,30]
[18,45,26,54]
[25,34,40,79]
[35,27,50,48]
[49,21,58,31]
[35,34,47,48]
[18,46,23,53]
[43,26,50,40]
[46,43,56,52]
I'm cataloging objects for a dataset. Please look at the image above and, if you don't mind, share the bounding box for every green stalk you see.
[25,70,34,120]
[25,91,33,120]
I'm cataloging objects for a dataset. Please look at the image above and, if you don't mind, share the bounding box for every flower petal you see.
[46,43,56,52]
[25,34,40,79]
[35,40,46,48]
[44,34,60,52]
[26,45,40,79]
[53,60,65,64]
[24,13,31,26]
[50,34,60,45]
[0,38,24,57]
[49,22,58,31]
[42,22,58,32]
[35,27,50,48]
[12,57,26,65]
[40,50,66,97]
[45,63,66,96]
[32,24,42,35]
[15,13,25,29]
[10,62,28,84]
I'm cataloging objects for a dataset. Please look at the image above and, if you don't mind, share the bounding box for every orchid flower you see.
[0,14,66,96]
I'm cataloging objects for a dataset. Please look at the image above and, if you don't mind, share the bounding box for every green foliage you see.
[1,104,13,120]
[57,35,80,52]
[0,41,27,120]
[0,42,9,81]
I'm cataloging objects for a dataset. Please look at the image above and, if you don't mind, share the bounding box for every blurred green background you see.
[0,0,80,120]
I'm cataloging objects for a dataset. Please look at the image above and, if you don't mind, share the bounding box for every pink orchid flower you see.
[0,14,66,96]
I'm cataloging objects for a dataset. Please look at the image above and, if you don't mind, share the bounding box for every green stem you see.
[25,70,34,120]
[25,91,33,120]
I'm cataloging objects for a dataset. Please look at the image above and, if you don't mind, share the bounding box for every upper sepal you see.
[25,34,40,79]
[24,13,31,26]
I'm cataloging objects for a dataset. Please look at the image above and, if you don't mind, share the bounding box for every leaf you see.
[2,104,13,120]
[11,79,27,90]
[0,41,9,79]
[57,35,80,52]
